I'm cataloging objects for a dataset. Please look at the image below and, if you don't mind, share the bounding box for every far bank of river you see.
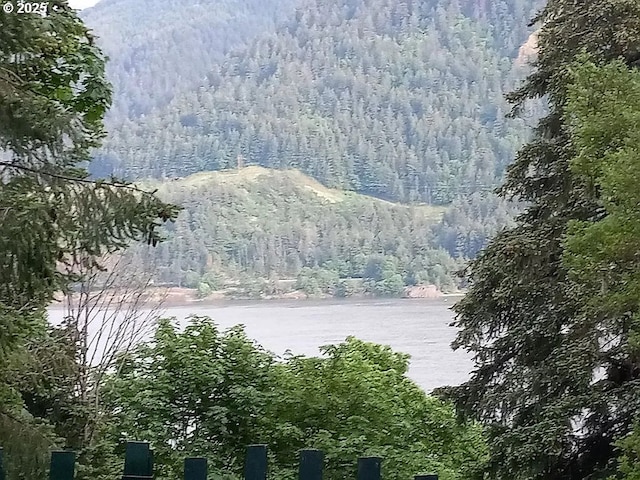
[48,297,471,393]
[50,285,465,309]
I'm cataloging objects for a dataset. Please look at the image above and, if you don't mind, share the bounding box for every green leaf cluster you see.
[97,317,487,480]
[563,59,640,322]
[615,421,640,480]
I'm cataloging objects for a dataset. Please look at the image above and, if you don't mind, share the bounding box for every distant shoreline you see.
[49,287,465,310]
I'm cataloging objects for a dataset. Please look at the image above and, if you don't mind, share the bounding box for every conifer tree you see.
[0,5,178,476]
[442,1,640,479]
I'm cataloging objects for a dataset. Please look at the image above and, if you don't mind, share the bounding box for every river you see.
[48,297,473,393]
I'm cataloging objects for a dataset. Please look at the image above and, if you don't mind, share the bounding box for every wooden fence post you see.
[184,457,207,480]
[244,445,268,480]
[357,457,381,480]
[414,476,438,480]
[122,441,154,479]
[49,451,75,480]
[299,449,323,480]
[0,448,5,480]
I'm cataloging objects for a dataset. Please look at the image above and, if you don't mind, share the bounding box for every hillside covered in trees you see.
[127,166,472,297]
[89,0,544,205]
[77,0,539,292]
[80,0,298,124]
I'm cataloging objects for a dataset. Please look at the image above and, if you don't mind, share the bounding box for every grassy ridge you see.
[128,166,461,298]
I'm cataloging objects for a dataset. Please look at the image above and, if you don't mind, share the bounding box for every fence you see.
[0,441,439,480]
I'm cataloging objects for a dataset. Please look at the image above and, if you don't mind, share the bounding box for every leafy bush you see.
[98,317,487,480]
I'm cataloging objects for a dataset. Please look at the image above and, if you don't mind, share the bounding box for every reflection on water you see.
[48,297,472,393]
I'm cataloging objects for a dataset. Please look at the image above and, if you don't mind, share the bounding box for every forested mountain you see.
[6,0,640,478]
[91,0,544,204]
[127,166,467,297]
[81,0,298,123]
[80,0,543,292]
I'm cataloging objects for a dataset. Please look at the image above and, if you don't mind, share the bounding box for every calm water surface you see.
[49,297,472,393]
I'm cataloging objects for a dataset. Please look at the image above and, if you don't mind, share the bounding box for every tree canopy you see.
[96,316,487,480]
[442,1,640,479]
[80,0,298,123]
[0,2,178,352]
[124,167,466,296]
[90,0,543,205]
[0,4,178,477]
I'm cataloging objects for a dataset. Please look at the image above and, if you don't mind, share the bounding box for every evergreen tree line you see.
[441,0,640,479]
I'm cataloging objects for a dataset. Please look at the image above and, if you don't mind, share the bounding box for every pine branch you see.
[0,161,157,195]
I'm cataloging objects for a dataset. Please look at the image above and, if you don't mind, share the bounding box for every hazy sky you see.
[68,0,100,9]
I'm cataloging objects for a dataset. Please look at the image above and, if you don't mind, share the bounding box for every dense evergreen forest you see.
[80,0,298,124]
[128,166,470,297]
[89,0,544,205]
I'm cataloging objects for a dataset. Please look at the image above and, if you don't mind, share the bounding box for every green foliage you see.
[84,0,542,269]
[615,421,640,480]
[296,267,340,296]
[334,279,361,298]
[563,59,640,321]
[432,193,518,259]
[196,282,213,298]
[0,3,180,356]
[443,1,640,480]
[561,58,640,480]
[0,4,179,478]
[202,271,223,290]
[0,412,59,480]
[0,2,112,356]
[266,337,487,480]
[183,271,202,289]
[81,0,297,128]
[100,317,275,479]
[0,324,81,479]
[98,317,487,480]
[0,2,110,163]
[361,256,405,296]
